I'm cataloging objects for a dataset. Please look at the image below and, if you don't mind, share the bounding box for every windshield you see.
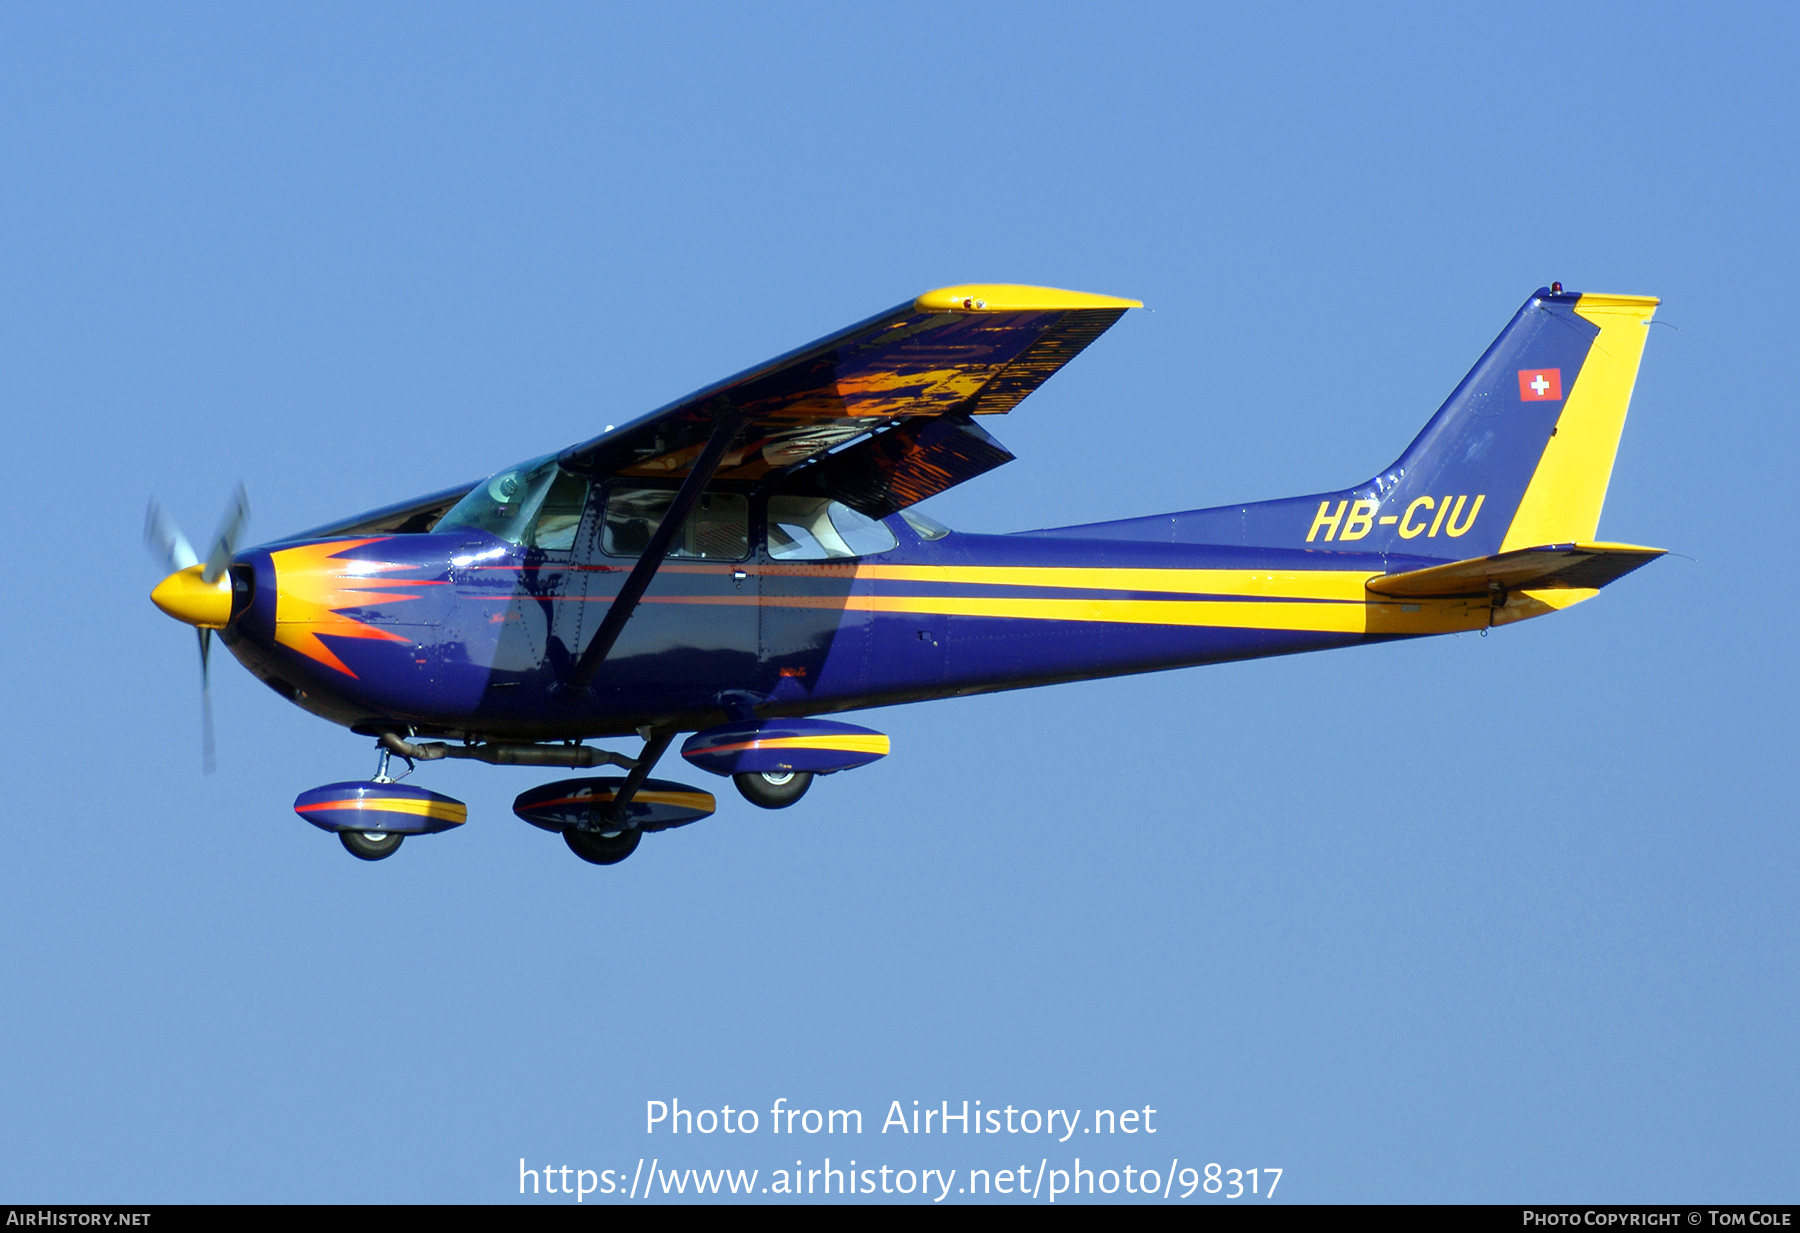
[435,454,591,549]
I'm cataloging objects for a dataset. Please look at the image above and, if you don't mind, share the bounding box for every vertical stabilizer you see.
[1033,288,1660,559]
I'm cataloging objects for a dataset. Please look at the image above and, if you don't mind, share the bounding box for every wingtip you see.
[1572,541,1667,557]
[915,284,1144,313]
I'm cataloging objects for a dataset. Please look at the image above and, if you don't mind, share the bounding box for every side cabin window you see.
[529,470,590,551]
[435,454,591,552]
[768,497,898,560]
[602,485,749,560]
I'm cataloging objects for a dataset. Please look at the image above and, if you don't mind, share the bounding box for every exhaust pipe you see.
[378,732,636,769]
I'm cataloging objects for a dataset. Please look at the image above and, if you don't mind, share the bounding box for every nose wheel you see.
[340,830,404,861]
[734,770,813,809]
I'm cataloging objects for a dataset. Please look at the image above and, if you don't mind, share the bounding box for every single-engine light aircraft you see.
[147,283,1664,864]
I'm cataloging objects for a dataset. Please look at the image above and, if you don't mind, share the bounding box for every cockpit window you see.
[603,486,749,559]
[768,497,899,560]
[435,454,591,551]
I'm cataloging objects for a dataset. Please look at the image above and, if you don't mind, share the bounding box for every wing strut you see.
[563,411,745,693]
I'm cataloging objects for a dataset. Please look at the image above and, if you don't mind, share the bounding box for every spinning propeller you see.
[144,485,250,773]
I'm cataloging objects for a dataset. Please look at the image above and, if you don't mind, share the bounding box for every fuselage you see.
[219,500,1509,743]
[150,285,1663,753]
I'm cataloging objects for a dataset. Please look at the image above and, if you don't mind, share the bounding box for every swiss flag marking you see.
[1518,368,1563,401]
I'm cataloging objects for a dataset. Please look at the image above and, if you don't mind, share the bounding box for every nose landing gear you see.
[293,743,468,862]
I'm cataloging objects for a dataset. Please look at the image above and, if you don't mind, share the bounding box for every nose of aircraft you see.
[150,563,233,628]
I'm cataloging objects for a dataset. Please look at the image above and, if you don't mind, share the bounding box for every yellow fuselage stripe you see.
[647,590,1494,635]
[845,594,1469,634]
[852,564,1378,599]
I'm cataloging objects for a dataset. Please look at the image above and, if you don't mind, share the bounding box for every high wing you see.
[557,284,1141,516]
[290,482,478,540]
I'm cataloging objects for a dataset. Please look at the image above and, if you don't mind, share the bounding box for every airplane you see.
[145,282,1664,865]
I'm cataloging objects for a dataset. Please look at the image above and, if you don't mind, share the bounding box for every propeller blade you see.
[199,627,216,775]
[145,499,199,574]
[202,483,250,585]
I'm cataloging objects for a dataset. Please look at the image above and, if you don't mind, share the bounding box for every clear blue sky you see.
[1,2,1793,1203]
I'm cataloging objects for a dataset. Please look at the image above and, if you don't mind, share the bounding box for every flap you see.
[774,415,1016,518]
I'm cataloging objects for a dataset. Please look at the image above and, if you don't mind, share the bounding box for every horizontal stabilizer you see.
[1367,542,1665,599]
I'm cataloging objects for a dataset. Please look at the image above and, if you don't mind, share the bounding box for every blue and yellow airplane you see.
[146,283,1663,864]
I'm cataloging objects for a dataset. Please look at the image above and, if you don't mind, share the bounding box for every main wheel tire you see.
[340,830,404,861]
[734,769,813,809]
[563,825,642,866]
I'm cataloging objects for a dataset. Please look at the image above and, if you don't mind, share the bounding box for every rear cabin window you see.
[603,486,749,560]
[768,497,898,560]
[899,508,951,540]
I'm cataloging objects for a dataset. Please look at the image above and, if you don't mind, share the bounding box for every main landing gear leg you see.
[563,727,675,867]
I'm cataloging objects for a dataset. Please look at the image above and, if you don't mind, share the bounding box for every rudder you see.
[1497,294,1658,550]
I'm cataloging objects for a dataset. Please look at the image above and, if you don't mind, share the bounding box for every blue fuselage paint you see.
[220,516,1450,742]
